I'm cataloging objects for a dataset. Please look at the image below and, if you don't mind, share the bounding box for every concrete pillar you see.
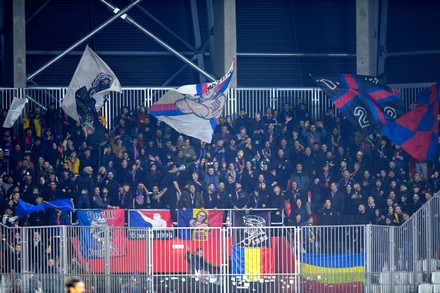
[356,0,379,76]
[4,0,26,88]
[212,0,237,86]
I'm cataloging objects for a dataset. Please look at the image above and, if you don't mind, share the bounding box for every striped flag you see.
[232,246,274,281]
[149,59,235,143]
[301,253,365,289]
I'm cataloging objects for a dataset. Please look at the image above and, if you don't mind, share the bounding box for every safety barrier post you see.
[365,224,372,293]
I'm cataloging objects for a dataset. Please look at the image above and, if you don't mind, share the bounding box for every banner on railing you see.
[76,209,127,258]
[231,210,274,281]
[232,210,271,247]
[301,253,365,289]
[231,246,274,281]
[177,208,223,240]
[128,209,174,240]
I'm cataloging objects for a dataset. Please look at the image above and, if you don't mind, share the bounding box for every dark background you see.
[2,0,440,87]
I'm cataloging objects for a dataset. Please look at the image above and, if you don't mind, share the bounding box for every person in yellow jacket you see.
[21,110,42,137]
[65,150,80,174]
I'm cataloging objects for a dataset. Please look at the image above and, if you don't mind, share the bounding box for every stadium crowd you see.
[0,100,438,291]
[0,101,438,230]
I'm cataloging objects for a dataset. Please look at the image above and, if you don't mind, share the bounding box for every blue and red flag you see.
[381,83,440,161]
[149,59,235,143]
[77,209,127,258]
[314,74,403,134]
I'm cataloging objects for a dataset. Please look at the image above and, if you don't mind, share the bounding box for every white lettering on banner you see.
[364,76,380,85]
[87,210,117,221]
[353,106,370,128]
[127,229,174,240]
[88,247,120,257]
[384,106,397,119]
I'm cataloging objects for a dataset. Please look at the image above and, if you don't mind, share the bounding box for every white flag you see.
[149,59,235,143]
[61,45,122,121]
[3,97,28,128]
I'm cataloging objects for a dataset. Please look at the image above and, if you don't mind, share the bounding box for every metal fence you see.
[0,84,430,131]
[367,193,440,293]
[1,192,439,292]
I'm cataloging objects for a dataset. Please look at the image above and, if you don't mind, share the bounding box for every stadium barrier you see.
[0,192,439,292]
[0,84,428,130]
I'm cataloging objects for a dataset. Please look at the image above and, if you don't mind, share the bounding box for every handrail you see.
[369,190,440,228]
[4,190,438,230]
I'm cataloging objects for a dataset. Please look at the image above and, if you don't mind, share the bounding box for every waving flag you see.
[314,74,403,134]
[301,253,364,292]
[15,198,74,216]
[177,208,223,240]
[62,45,121,121]
[77,209,127,258]
[149,59,235,143]
[381,83,439,161]
[2,97,28,128]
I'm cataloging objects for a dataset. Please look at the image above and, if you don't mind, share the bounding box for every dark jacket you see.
[229,189,250,208]
[318,206,339,225]
[179,190,204,209]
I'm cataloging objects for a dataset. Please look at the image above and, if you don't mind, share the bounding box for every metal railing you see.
[1,192,439,292]
[367,193,440,293]
[0,84,430,131]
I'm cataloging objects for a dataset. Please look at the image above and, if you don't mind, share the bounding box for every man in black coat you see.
[100,171,119,205]
[329,182,346,220]
[76,166,95,209]
[317,198,340,252]
[317,199,339,226]
[229,181,249,209]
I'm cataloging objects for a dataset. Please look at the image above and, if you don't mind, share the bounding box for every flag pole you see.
[25,95,47,111]
[364,136,389,161]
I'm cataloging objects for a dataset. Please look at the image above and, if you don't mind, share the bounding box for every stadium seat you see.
[418,283,433,293]
[410,272,424,285]
[379,271,392,284]
[432,271,440,284]
[395,284,410,293]
[370,284,381,293]
[379,285,391,293]
[395,271,409,285]
[423,259,438,271]
[411,261,425,285]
